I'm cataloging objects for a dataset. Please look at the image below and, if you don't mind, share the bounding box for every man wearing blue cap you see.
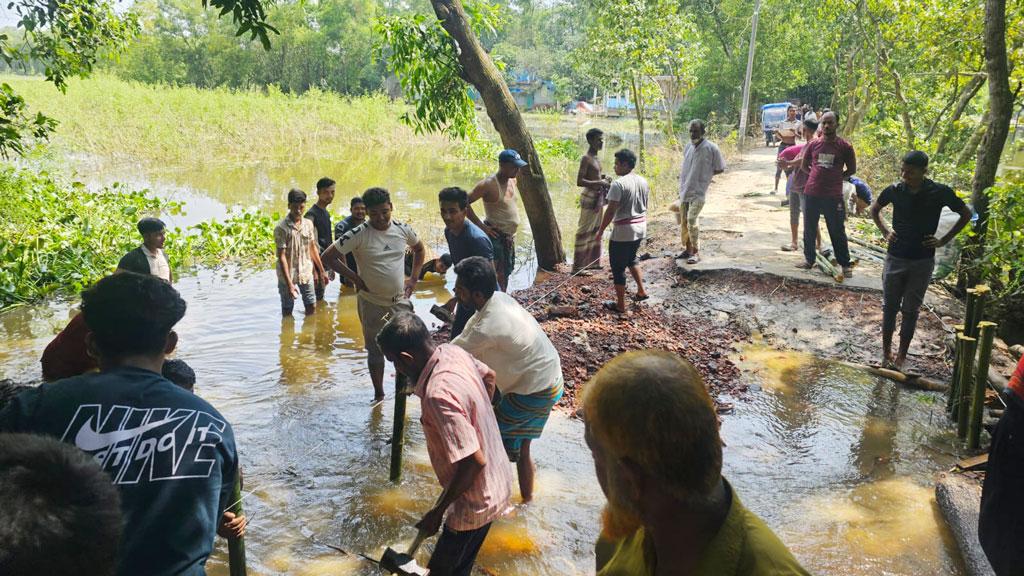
[116,217,172,283]
[466,149,526,292]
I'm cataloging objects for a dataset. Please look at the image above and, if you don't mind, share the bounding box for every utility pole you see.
[737,0,762,149]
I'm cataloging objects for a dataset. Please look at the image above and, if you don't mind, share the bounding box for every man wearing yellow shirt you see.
[584,350,809,576]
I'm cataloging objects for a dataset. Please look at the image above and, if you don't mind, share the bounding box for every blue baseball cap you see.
[498,149,528,167]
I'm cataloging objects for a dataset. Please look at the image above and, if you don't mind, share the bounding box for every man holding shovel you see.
[377,312,512,576]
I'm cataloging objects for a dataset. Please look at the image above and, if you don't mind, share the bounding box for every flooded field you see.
[0,270,966,575]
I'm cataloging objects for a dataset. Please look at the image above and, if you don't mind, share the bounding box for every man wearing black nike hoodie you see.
[0,273,243,576]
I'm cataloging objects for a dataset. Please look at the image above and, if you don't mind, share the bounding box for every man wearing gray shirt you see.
[596,149,649,313]
[677,120,726,264]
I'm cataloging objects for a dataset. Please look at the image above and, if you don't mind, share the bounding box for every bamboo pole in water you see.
[390,373,409,482]
[969,322,997,449]
[948,324,966,415]
[228,472,246,576]
[957,335,978,440]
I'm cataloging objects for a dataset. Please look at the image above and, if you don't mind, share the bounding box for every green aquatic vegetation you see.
[0,167,276,309]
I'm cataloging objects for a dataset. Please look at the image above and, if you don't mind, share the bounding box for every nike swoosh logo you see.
[75,415,182,451]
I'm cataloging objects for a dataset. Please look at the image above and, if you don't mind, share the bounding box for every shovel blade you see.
[380,547,429,576]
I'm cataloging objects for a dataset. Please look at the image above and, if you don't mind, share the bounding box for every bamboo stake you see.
[228,472,247,576]
[947,324,965,415]
[963,288,979,338]
[969,322,997,449]
[848,236,888,255]
[971,285,991,337]
[389,373,409,483]
[956,335,978,440]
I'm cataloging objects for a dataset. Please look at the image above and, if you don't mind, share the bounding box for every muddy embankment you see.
[516,240,958,412]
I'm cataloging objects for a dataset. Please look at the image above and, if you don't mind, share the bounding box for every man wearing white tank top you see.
[467,149,525,292]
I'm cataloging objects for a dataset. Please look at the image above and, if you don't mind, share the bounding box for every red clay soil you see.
[511,267,748,412]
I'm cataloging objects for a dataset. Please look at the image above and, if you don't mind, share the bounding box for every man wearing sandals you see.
[677,120,726,265]
[596,149,649,313]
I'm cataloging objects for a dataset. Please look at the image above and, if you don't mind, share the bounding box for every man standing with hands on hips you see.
[321,187,426,404]
[870,151,970,370]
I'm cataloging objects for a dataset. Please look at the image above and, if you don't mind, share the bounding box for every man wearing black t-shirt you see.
[870,151,971,370]
[305,177,336,300]
[0,273,243,576]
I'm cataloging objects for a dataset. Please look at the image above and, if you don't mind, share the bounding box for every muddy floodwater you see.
[0,266,967,575]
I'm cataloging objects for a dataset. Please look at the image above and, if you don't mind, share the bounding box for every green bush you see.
[0,167,275,309]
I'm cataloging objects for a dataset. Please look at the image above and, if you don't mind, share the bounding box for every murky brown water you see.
[0,269,967,575]
[1,112,970,573]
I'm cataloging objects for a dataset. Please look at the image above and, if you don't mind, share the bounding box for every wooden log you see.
[969,322,997,449]
[957,335,978,440]
[389,373,409,483]
[935,475,998,576]
[836,360,948,392]
[228,472,247,576]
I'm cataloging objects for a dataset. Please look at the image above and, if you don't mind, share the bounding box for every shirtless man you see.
[467,149,525,291]
[573,129,612,273]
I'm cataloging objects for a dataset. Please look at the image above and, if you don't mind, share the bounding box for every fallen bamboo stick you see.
[848,235,888,254]
[836,360,948,392]
[957,335,978,440]
[815,251,844,283]
[969,322,997,449]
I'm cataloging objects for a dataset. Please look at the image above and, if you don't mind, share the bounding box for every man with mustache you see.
[584,350,808,575]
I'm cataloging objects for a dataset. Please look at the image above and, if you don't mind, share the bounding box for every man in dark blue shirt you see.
[333,196,367,287]
[0,273,242,576]
[439,186,494,337]
[305,177,336,300]
[870,151,971,370]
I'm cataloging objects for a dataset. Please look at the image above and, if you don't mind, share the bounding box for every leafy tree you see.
[577,0,702,167]
[0,0,274,157]
[376,0,566,268]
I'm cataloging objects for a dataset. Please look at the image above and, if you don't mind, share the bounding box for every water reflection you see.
[728,347,965,575]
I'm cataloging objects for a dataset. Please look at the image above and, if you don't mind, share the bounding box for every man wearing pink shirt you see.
[778,119,820,253]
[377,312,512,576]
[796,111,856,277]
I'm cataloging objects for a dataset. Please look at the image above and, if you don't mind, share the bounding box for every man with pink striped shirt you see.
[378,312,512,576]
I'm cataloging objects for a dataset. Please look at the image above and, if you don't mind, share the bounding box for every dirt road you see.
[655,145,884,290]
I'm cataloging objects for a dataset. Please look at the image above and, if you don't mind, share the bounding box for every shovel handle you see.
[407,529,429,556]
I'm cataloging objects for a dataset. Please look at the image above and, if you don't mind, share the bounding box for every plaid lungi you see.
[494,378,564,461]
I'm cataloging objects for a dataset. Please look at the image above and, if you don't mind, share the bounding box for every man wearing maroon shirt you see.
[979,355,1024,576]
[796,111,856,277]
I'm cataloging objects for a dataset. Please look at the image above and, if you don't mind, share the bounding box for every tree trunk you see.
[429,0,565,269]
[961,0,1013,289]
[935,73,986,155]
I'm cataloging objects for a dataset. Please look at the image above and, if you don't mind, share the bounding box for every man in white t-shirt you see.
[596,149,650,313]
[773,105,802,196]
[321,187,426,404]
[451,256,563,503]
